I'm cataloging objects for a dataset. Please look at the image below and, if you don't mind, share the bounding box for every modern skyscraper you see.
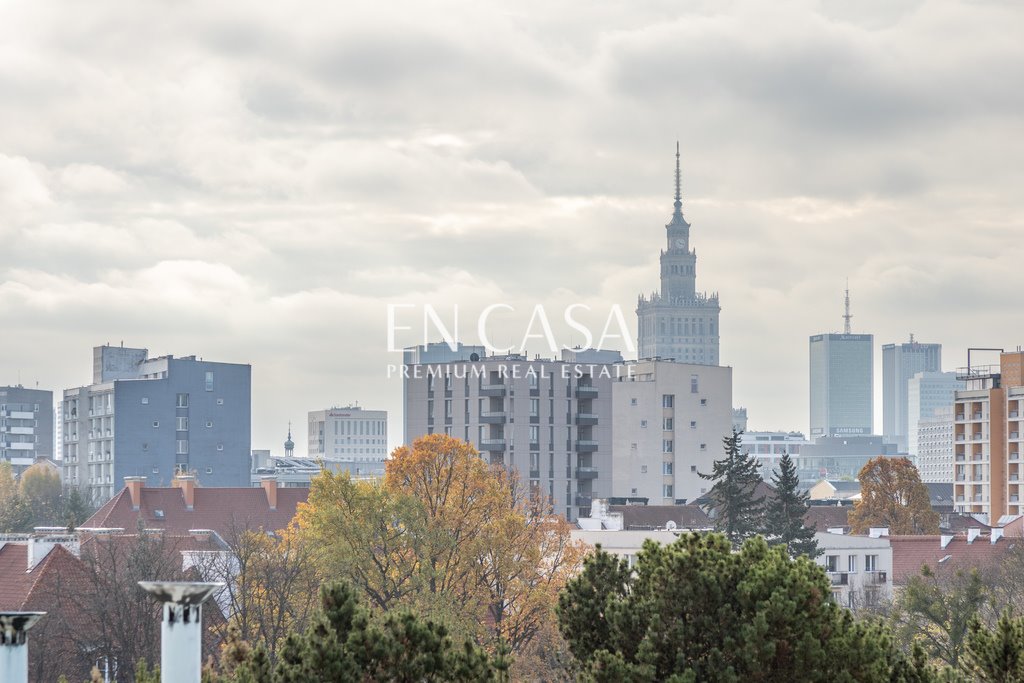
[0,385,53,475]
[61,345,252,503]
[882,337,942,452]
[907,371,962,456]
[808,288,873,438]
[636,144,720,365]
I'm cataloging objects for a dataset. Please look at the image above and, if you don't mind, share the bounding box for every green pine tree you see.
[699,429,766,547]
[965,611,1024,681]
[557,532,943,682]
[766,452,820,558]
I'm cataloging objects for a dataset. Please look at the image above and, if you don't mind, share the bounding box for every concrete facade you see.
[741,430,811,483]
[882,339,942,453]
[916,406,955,483]
[953,351,1024,524]
[403,344,623,520]
[307,406,388,468]
[908,371,962,456]
[809,333,873,438]
[61,345,251,504]
[0,386,53,475]
[816,531,893,609]
[636,146,720,365]
[610,360,732,504]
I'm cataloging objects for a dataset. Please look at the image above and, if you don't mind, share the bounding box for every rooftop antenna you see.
[842,280,852,334]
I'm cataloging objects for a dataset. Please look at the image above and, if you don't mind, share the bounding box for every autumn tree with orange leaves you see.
[849,456,939,535]
[294,433,586,672]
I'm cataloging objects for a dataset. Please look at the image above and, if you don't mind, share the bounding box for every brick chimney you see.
[261,476,278,511]
[124,476,146,511]
[172,474,197,511]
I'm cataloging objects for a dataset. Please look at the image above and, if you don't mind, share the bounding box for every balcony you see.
[575,440,599,453]
[956,495,966,502]
[956,475,966,482]
[956,453,966,461]
[1011,411,1020,418]
[974,412,984,420]
[575,494,593,507]
[480,383,506,397]
[1012,432,1021,440]
[1012,452,1021,461]
[481,411,506,424]
[956,413,966,421]
[956,435,966,442]
[866,571,888,585]
[829,572,849,586]
[480,439,506,452]
[575,467,599,480]
[575,412,599,426]
[575,386,599,399]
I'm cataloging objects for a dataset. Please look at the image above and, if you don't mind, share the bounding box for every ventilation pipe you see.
[138,582,223,683]
[0,612,45,683]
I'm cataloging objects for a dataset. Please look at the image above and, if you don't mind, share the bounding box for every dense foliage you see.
[849,457,939,535]
[699,429,766,547]
[767,451,820,558]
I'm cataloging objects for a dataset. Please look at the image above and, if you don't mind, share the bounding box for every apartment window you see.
[690,465,697,472]
[663,440,673,453]
[444,399,452,419]
[152,421,160,428]
[663,484,673,498]
[663,417,673,431]
[176,440,189,455]
[848,555,858,573]
[700,443,707,451]
[662,395,674,408]
[631,442,638,450]
[630,398,638,406]
[141,397,149,405]
[176,417,189,431]
[206,420,213,428]
[444,426,452,435]
[640,420,648,428]
[529,399,539,416]
[206,467,213,474]
[865,555,878,572]
[444,373,452,391]
[529,426,539,443]
[631,488,638,496]
[530,452,540,471]
[700,398,707,406]
[176,393,189,408]
[690,374,699,393]
[217,443,224,451]
[216,398,224,405]
[690,420,697,429]
[142,443,148,451]
[641,465,648,473]
[205,371,214,391]
[825,555,839,572]
[663,462,673,475]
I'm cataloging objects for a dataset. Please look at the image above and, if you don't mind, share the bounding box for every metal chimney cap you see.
[138,582,223,605]
[0,612,46,637]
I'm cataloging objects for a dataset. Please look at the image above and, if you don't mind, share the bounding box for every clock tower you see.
[636,144,721,365]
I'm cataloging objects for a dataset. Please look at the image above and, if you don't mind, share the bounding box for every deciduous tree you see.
[849,457,939,535]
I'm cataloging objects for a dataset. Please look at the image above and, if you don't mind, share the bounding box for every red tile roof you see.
[890,534,1011,585]
[0,542,83,611]
[83,485,309,538]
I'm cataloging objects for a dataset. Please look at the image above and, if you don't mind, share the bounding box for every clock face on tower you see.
[674,238,686,249]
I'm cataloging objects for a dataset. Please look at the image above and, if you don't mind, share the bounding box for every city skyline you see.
[2,1,1023,456]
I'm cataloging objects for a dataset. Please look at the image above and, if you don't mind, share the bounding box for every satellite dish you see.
[470,353,480,362]
[666,520,677,530]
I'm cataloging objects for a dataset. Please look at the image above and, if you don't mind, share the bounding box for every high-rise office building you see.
[610,360,732,503]
[809,287,873,438]
[953,351,1024,523]
[907,371,962,456]
[403,343,622,520]
[636,144,721,365]
[882,337,942,452]
[61,345,251,503]
[0,385,53,475]
[307,405,388,476]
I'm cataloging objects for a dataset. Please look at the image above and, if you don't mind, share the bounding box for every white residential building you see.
[611,360,732,504]
[307,406,388,464]
[816,531,893,609]
[908,371,962,457]
[916,406,955,483]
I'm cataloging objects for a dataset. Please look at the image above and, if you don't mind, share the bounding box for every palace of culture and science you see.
[636,144,721,365]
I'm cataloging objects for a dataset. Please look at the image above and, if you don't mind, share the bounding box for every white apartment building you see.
[916,406,955,483]
[611,360,732,504]
[816,531,893,609]
[908,371,962,457]
[0,385,53,475]
[741,430,811,483]
[403,345,623,520]
[307,406,388,463]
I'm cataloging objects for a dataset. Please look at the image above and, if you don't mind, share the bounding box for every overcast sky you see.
[2,0,1022,456]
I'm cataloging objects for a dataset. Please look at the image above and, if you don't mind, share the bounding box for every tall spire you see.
[284,421,294,455]
[843,280,852,334]
[673,141,682,215]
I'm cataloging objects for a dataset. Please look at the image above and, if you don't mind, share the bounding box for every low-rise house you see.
[815,530,893,609]
[809,480,861,503]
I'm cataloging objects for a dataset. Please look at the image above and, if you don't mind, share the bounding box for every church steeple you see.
[284,421,295,457]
